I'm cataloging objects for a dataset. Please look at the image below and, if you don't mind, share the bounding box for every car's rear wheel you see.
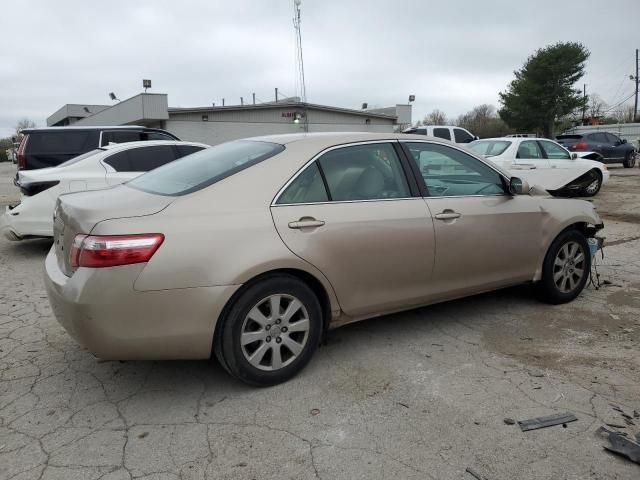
[216,274,322,386]
[623,151,636,168]
[535,230,591,304]
[581,170,602,197]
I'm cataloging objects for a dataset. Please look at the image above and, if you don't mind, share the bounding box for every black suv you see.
[15,126,180,170]
[556,131,637,168]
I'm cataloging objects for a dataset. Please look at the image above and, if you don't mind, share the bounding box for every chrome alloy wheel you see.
[553,241,587,293]
[584,178,600,195]
[240,294,310,371]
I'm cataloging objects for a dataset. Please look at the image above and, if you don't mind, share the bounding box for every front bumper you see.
[44,246,240,360]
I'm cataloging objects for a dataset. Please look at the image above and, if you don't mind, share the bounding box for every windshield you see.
[468,140,511,157]
[57,149,101,167]
[128,140,284,196]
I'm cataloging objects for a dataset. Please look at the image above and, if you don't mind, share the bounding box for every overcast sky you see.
[1,0,638,137]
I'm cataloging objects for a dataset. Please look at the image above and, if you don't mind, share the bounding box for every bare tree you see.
[587,94,607,118]
[423,109,448,125]
[456,104,512,138]
[14,118,36,137]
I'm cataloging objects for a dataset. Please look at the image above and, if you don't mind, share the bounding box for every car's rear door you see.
[271,141,435,317]
[401,141,542,300]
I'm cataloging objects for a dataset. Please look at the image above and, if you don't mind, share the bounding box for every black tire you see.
[215,274,322,386]
[580,170,602,197]
[623,151,636,168]
[535,230,591,304]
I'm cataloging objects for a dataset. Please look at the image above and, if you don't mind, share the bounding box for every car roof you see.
[244,131,460,148]
[99,140,208,151]
[21,126,163,133]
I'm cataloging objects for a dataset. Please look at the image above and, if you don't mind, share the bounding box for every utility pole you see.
[252,93,256,105]
[275,87,278,102]
[634,48,638,122]
[582,84,586,125]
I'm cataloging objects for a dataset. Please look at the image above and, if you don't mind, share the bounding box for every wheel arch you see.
[211,268,335,359]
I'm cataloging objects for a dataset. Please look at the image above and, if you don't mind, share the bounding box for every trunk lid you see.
[53,185,173,276]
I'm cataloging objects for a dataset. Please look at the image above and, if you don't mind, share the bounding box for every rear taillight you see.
[17,134,29,170]
[19,180,59,196]
[69,233,164,268]
[571,142,588,150]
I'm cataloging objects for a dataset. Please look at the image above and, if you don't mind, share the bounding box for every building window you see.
[202,115,209,121]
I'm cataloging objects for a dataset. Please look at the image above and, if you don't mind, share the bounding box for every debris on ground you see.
[602,429,640,465]
[518,412,577,432]
[503,418,516,425]
[465,466,490,480]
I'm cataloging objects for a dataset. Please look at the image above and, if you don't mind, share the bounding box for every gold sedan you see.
[45,133,603,385]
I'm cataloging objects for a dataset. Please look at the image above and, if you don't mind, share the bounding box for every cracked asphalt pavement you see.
[1,161,639,479]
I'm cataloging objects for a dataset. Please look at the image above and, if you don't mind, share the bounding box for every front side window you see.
[517,140,543,159]
[605,133,620,144]
[405,142,505,197]
[539,140,570,159]
[453,128,474,143]
[101,131,142,146]
[316,143,410,201]
[432,128,451,140]
[276,163,328,204]
[128,140,284,196]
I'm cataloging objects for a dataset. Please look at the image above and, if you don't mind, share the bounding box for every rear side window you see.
[103,150,133,171]
[277,163,328,204]
[28,131,91,152]
[316,143,410,201]
[128,140,284,196]
[453,128,474,143]
[101,131,142,146]
[517,141,543,159]
[432,128,451,140]
[468,140,511,157]
[58,149,102,167]
[589,133,608,143]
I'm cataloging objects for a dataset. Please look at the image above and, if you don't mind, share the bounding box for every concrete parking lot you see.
[0,161,638,480]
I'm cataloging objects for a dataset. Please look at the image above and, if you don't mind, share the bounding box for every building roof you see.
[168,101,397,120]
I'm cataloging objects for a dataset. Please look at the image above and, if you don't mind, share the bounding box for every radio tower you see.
[293,0,308,131]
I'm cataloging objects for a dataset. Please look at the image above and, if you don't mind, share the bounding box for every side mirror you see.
[621,139,627,144]
[571,153,578,159]
[509,176,530,195]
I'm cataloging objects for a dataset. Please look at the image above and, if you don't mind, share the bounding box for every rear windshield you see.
[468,140,511,157]
[128,140,284,196]
[57,149,101,167]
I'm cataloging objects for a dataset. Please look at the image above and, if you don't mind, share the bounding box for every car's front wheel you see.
[623,151,636,168]
[216,274,322,386]
[536,230,591,304]
[581,170,602,197]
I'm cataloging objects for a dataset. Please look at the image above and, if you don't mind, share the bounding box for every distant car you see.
[45,132,603,386]
[1,141,207,240]
[556,131,637,168]
[402,125,477,143]
[15,126,180,170]
[468,137,609,197]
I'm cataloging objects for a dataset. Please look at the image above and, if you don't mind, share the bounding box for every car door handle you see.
[288,218,325,229]
[435,212,461,220]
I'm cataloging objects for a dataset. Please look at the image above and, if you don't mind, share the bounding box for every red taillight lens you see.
[17,134,29,170]
[572,142,588,150]
[69,234,164,268]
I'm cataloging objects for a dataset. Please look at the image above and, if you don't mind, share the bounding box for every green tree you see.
[499,42,589,138]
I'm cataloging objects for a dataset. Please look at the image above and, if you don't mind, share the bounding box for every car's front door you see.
[271,142,436,317]
[606,133,626,160]
[402,141,543,300]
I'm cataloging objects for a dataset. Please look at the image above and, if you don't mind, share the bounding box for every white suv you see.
[402,125,477,144]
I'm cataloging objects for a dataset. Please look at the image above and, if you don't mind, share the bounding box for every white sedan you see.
[468,137,609,197]
[1,140,208,240]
